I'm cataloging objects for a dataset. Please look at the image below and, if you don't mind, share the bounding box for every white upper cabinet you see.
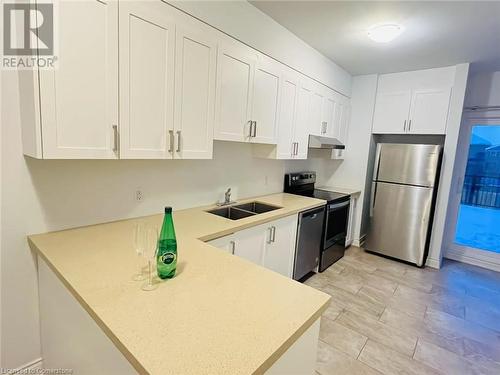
[214,41,256,142]
[308,85,326,136]
[251,57,281,144]
[276,74,313,160]
[408,88,452,134]
[174,23,217,159]
[37,0,118,159]
[372,68,454,135]
[338,96,351,144]
[21,1,351,160]
[214,43,280,144]
[119,1,175,159]
[372,91,412,134]
[276,71,299,159]
[322,92,336,137]
[293,79,314,159]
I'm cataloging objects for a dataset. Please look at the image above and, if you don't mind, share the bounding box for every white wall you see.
[168,0,352,96]
[323,75,378,243]
[426,64,469,268]
[0,66,334,369]
[465,70,500,107]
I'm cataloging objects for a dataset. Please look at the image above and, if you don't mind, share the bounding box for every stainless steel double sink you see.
[206,202,282,220]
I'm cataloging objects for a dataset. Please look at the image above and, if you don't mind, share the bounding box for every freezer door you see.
[365,181,433,266]
[374,144,441,187]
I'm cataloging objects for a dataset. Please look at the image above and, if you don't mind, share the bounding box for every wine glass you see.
[132,222,147,281]
[142,226,159,291]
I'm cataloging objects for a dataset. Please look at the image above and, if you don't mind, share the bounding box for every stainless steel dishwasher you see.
[293,206,325,281]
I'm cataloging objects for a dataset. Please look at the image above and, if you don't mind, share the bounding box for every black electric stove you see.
[284,172,350,274]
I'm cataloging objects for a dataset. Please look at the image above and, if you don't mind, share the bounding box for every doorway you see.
[446,110,500,270]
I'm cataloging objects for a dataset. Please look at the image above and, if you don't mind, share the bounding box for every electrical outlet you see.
[135,189,143,202]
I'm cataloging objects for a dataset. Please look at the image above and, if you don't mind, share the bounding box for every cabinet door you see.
[293,79,314,159]
[119,1,175,158]
[233,224,266,265]
[372,91,411,134]
[276,71,299,159]
[322,91,337,137]
[174,25,217,159]
[308,85,325,136]
[39,0,118,159]
[251,57,281,144]
[263,215,298,278]
[207,235,235,254]
[214,42,256,142]
[408,88,451,135]
[336,96,351,144]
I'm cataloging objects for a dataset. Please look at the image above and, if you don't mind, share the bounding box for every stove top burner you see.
[313,189,349,203]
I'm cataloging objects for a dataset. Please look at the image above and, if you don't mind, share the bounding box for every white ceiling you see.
[250,1,500,75]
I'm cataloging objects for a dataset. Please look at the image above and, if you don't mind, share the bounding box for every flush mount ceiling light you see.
[368,23,404,43]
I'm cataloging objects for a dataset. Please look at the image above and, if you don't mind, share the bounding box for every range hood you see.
[308,135,345,150]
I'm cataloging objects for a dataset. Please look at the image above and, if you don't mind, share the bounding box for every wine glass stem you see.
[148,260,153,287]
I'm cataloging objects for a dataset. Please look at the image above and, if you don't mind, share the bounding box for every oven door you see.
[323,199,350,249]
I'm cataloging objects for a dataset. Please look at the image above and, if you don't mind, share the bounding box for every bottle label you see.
[160,252,176,265]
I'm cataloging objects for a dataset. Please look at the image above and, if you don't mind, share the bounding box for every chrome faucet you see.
[217,188,235,206]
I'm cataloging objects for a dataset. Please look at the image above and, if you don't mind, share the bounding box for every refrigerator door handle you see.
[370,182,377,217]
[373,144,382,181]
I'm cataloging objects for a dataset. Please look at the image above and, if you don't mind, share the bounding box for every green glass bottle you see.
[157,207,177,279]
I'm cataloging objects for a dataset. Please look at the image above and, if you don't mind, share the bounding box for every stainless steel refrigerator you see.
[365,143,442,266]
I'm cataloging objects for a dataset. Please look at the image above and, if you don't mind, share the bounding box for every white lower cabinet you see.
[207,214,298,278]
[262,215,298,278]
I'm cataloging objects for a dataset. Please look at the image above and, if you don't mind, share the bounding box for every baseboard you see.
[445,249,500,272]
[15,358,43,371]
[353,234,366,248]
[425,257,441,269]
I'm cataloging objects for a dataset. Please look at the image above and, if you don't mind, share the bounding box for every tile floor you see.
[306,246,500,375]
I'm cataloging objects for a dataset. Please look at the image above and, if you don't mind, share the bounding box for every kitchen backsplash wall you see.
[25,142,331,231]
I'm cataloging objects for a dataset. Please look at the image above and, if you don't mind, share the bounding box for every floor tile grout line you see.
[411,337,419,359]
[356,337,369,360]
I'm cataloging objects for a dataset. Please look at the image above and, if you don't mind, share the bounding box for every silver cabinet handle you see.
[404,120,407,132]
[295,142,299,155]
[408,119,412,132]
[176,130,181,152]
[168,130,174,153]
[112,125,119,152]
[252,121,257,137]
[321,121,327,134]
[271,226,276,243]
[248,121,253,138]
[267,227,273,244]
[230,240,235,255]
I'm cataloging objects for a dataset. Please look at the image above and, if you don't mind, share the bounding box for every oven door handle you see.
[327,200,350,211]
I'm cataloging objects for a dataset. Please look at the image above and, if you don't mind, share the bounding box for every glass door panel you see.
[454,125,500,253]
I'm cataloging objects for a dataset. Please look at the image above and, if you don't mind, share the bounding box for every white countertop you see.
[28,193,331,375]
